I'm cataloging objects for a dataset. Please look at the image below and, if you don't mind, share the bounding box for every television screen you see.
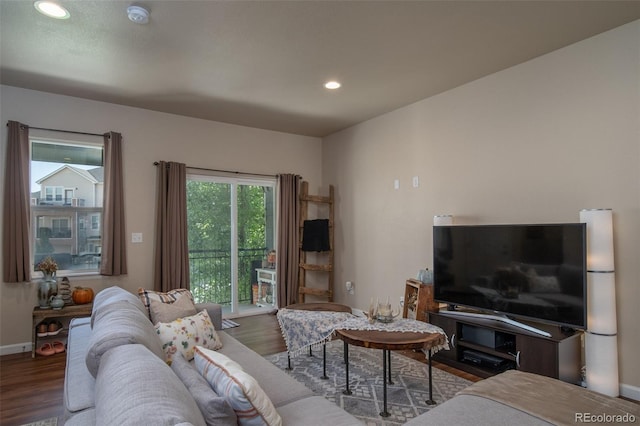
[433,224,587,329]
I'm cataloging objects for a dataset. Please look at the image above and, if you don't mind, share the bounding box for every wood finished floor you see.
[0,312,480,426]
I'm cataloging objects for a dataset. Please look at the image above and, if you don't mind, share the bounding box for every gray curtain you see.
[2,121,31,282]
[276,174,301,308]
[100,132,128,275]
[154,161,189,291]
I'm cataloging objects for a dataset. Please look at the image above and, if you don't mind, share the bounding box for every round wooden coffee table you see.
[334,327,446,417]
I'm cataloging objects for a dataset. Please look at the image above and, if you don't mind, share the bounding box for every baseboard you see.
[0,341,32,356]
[620,383,640,402]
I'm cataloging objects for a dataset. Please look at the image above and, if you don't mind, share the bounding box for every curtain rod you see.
[7,122,109,138]
[153,161,276,178]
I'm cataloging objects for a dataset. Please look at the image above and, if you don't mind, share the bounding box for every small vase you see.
[38,273,57,309]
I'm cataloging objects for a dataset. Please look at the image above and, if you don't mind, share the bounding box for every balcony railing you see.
[188,247,267,305]
[32,198,86,206]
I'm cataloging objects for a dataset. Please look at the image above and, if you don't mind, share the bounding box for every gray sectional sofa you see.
[64,286,639,426]
[63,286,361,425]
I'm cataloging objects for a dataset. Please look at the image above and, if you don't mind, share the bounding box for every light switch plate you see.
[131,233,143,243]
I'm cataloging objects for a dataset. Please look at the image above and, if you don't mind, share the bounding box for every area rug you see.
[221,319,240,329]
[19,418,57,426]
[266,340,472,425]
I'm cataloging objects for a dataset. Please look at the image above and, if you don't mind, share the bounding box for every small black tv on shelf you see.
[433,223,587,334]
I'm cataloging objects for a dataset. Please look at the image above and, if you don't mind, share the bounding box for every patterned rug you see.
[266,340,472,425]
[19,418,57,426]
[221,319,240,329]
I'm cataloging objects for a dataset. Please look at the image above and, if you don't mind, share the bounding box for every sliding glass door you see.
[186,174,275,313]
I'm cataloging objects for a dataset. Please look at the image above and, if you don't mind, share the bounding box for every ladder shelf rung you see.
[300,263,333,272]
[299,287,333,297]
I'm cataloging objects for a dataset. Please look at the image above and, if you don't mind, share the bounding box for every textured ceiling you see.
[1,1,639,137]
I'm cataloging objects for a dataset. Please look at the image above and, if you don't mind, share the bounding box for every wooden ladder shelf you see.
[298,181,334,302]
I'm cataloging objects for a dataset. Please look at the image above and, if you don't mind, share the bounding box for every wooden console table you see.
[32,303,93,358]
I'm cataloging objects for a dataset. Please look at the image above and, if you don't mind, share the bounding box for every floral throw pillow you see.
[155,309,223,364]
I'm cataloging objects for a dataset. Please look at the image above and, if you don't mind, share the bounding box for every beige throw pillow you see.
[149,296,198,324]
[137,287,194,320]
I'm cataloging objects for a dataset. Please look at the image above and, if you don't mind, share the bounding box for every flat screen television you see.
[433,224,587,332]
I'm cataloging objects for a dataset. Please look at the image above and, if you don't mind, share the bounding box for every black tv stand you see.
[438,310,552,338]
[429,311,581,383]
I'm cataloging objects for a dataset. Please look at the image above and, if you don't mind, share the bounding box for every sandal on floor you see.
[52,341,65,354]
[47,320,63,336]
[36,322,49,337]
[36,343,55,356]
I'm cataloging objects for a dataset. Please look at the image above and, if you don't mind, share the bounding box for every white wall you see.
[0,85,322,352]
[323,21,639,395]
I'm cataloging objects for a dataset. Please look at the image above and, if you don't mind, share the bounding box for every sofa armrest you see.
[195,303,223,330]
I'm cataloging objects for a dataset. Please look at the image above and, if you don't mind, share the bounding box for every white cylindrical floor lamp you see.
[433,215,454,226]
[580,208,619,397]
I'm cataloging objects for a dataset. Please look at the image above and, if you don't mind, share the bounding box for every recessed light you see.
[34,1,70,19]
[324,81,341,90]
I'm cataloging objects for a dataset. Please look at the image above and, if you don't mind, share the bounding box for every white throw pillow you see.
[194,346,282,426]
[155,309,223,364]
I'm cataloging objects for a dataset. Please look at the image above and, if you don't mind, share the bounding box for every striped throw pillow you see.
[194,346,282,426]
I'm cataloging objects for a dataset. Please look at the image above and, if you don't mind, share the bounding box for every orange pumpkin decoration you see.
[72,287,94,305]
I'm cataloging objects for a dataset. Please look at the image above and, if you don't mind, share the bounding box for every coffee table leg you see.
[342,341,352,395]
[380,349,390,417]
[426,349,436,405]
[387,349,394,384]
[321,342,328,380]
[287,353,292,370]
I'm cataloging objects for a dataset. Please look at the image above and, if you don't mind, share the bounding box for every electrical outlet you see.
[131,233,143,243]
[400,296,404,308]
[345,281,354,294]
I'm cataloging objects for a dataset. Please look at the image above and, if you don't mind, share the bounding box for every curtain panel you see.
[100,132,128,276]
[154,161,190,291]
[276,174,301,307]
[2,121,31,282]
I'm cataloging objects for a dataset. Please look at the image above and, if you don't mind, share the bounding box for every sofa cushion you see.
[94,344,206,426]
[217,333,313,407]
[138,287,194,320]
[156,309,223,364]
[64,318,95,415]
[150,295,198,324]
[85,303,164,377]
[171,352,237,426]
[276,396,362,426]
[194,346,282,426]
[91,286,147,327]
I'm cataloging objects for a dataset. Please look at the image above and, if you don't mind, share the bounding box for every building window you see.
[31,139,104,275]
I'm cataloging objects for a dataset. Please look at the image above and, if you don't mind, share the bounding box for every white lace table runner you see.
[277,309,355,357]
[338,317,450,353]
[277,309,450,357]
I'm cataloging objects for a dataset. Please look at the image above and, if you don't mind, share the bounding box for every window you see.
[31,139,104,275]
[186,174,276,314]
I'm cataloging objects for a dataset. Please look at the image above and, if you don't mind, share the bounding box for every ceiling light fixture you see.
[324,81,341,90]
[127,5,150,24]
[34,1,70,19]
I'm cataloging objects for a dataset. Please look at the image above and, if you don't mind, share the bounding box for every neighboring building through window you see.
[31,139,104,275]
